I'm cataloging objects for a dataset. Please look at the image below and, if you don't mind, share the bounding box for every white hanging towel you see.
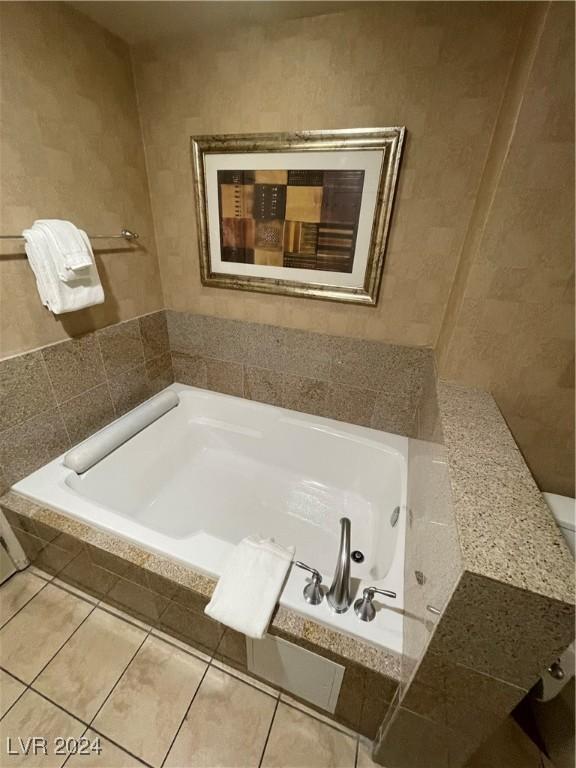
[205,536,295,639]
[33,219,93,281]
[23,225,104,314]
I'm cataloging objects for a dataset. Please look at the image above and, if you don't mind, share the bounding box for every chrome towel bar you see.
[0,228,139,241]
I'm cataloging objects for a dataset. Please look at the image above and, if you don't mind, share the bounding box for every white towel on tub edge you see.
[205,536,295,640]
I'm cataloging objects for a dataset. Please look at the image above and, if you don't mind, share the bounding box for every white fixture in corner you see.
[535,492,575,703]
[544,492,575,555]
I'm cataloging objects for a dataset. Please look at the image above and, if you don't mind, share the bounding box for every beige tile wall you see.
[0,312,172,495]
[0,2,164,359]
[437,2,575,496]
[168,310,434,436]
[131,2,528,347]
[0,306,432,495]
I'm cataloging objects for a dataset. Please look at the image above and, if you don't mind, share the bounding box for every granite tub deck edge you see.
[374,379,574,768]
[436,380,575,606]
[0,489,401,681]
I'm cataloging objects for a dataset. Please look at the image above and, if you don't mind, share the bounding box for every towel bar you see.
[0,228,139,241]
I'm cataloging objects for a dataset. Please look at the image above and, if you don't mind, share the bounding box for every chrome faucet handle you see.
[354,586,397,622]
[294,561,323,605]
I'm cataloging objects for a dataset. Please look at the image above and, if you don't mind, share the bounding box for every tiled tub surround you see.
[0,490,399,741]
[167,310,433,435]
[0,308,433,498]
[0,311,433,745]
[0,311,173,496]
[2,308,574,764]
[374,379,575,768]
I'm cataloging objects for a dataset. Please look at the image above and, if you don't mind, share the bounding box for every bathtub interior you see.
[13,383,407,653]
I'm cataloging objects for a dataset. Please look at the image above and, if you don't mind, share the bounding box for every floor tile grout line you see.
[68,602,220,768]
[26,565,55,583]
[3,618,364,768]
[0,572,50,630]
[60,724,90,768]
[2,577,364,759]
[207,657,279,702]
[28,630,155,765]
[149,630,214,666]
[0,666,29,723]
[86,623,154,730]
[93,592,360,741]
[257,696,281,768]
[18,684,92,730]
[87,724,155,768]
[0,666,103,745]
[58,576,214,666]
[14,581,327,722]
[34,610,149,705]
[96,600,154,633]
[28,597,99,689]
[279,697,360,740]
[49,576,101,608]
[159,661,212,768]
[0,663,29,689]
[9,682,155,768]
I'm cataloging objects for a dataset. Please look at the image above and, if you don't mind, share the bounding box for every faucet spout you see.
[327,517,351,613]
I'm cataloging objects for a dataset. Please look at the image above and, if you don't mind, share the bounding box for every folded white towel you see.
[33,220,93,281]
[23,227,104,314]
[205,536,295,639]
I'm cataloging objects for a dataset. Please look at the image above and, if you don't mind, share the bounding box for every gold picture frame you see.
[190,127,405,305]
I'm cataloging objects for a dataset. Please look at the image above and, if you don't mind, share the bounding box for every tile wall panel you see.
[0,311,173,494]
[167,310,434,436]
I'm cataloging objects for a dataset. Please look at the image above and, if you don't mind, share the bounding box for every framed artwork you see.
[190,128,405,305]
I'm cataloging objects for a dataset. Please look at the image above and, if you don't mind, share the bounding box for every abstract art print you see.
[191,128,405,305]
[218,169,364,273]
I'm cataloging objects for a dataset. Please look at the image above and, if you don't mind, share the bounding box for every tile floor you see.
[0,569,554,768]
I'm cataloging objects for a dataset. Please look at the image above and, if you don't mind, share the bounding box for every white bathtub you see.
[13,383,407,653]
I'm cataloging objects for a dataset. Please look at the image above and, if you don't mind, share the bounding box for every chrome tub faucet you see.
[327,517,351,613]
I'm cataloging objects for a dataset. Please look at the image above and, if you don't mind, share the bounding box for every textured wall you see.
[438,2,575,496]
[0,2,163,359]
[131,2,527,347]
